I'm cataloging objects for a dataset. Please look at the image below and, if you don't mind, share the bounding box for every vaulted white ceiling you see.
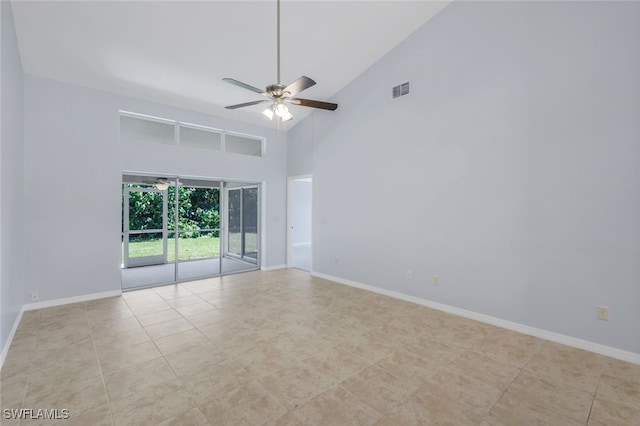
[11,1,449,128]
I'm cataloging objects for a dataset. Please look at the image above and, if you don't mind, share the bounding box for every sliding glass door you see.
[121,174,260,289]
[243,187,259,261]
[175,179,223,281]
[227,188,243,257]
[122,186,168,268]
[225,185,259,262]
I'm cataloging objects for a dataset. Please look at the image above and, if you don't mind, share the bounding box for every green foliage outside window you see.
[125,185,220,240]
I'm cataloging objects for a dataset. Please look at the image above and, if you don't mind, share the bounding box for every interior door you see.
[123,186,168,268]
[289,177,312,271]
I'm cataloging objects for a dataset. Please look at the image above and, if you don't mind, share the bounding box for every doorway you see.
[121,174,261,290]
[173,178,223,281]
[287,175,312,271]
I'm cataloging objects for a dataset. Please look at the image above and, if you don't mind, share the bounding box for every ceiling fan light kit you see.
[262,107,275,120]
[154,179,170,191]
[223,0,337,123]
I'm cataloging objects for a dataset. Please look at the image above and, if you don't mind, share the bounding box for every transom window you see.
[119,111,264,157]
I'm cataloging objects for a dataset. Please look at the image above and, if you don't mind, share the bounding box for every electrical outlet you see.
[597,306,609,321]
[433,276,440,286]
[31,292,39,302]
[406,270,412,279]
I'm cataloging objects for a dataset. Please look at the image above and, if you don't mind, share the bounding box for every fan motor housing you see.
[266,84,287,97]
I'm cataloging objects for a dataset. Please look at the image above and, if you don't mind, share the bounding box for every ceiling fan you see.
[223,0,338,122]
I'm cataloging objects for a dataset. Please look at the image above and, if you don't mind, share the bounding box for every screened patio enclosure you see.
[121,174,260,290]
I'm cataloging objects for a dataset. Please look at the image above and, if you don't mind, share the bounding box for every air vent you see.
[392,81,410,99]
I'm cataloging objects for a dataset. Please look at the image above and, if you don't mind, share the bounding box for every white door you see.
[288,176,312,271]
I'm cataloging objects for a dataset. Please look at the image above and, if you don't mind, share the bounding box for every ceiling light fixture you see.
[274,100,293,121]
[223,0,338,123]
[262,106,275,120]
[263,100,294,122]
[155,179,170,191]
[280,109,294,122]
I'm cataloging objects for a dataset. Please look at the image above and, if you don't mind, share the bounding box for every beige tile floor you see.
[1,269,639,425]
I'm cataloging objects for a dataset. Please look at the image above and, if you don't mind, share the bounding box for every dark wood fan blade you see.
[225,99,270,110]
[223,78,268,96]
[283,76,316,97]
[290,98,338,111]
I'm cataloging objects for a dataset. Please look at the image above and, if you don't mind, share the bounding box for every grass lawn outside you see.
[123,233,258,265]
[124,236,220,262]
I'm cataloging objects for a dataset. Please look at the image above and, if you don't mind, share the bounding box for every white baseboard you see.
[261,264,287,272]
[311,271,640,365]
[23,290,122,311]
[0,306,25,370]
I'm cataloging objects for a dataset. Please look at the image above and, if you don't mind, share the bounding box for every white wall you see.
[23,75,287,303]
[1,0,26,355]
[287,115,314,177]
[290,1,640,354]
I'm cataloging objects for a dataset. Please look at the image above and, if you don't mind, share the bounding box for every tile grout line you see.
[333,332,451,420]
[585,373,603,425]
[84,302,116,426]
[17,314,39,424]
[143,302,215,426]
[463,335,542,423]
[100,295,185,424]
[440,345,504,424]
[491,343,599,425]
[486,362,524,421]
[11,310,45,424]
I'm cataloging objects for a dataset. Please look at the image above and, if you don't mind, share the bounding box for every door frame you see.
[123,185,168,268]
[223,184,260,264]
[286,174,312,270]
[122,173,262,289]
